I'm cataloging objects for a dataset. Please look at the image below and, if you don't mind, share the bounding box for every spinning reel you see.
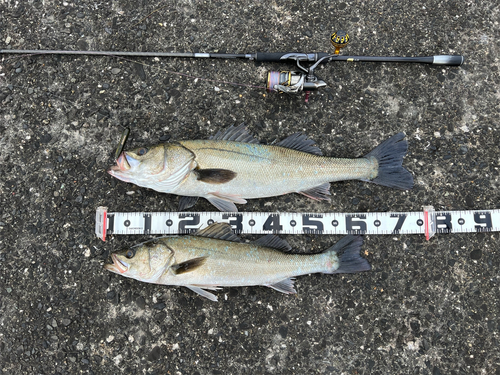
[266,31,349,95]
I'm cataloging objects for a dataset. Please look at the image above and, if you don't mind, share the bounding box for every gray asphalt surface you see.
[1,1,499,374]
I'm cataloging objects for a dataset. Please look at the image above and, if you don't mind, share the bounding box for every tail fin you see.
[323,235,371,274]
[364,132,413,190]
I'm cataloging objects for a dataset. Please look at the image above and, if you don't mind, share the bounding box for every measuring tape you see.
[95,206,499,242]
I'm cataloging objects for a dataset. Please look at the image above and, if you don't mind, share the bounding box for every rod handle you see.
[255,52,330,62]
[432,55,464,66]
[255,53,288,62]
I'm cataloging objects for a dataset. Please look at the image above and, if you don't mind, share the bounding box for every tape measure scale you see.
[95,206,500,242]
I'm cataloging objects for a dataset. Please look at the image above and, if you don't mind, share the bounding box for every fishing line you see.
[95,206,500,242]
[1,51,268,92]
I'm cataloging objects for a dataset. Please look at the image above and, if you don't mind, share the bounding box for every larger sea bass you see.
[108,124,413,211]
[104,223,370,301]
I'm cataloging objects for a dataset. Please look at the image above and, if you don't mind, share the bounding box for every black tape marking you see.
[143,214,152,234]
[474,212,492,232]
[391,213,407,234]
[302,214,324,234]
[436,213,452,233]
[263,214,283,233]
[346,215,367,234]
[107,214,115,235]
[178,213,201,233]
[222,213,243,233]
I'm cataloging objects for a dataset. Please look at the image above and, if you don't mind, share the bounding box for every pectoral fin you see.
[195,169,237,184]
[206,192,247,212]
[267,278,296,294]
[172,257,207,275]
[185,285,221,302]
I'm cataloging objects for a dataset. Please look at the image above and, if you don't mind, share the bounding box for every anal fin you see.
[299,182,331,201]
[267,278,296,294]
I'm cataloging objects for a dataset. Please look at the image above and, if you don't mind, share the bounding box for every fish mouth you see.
[104,254,129,274]
[109,152,131,173]
[108,152,134,182]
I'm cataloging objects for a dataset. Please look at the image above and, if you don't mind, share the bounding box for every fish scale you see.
[158,236,330,287]
[177,140,377,199]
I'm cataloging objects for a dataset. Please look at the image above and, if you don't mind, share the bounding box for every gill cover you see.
[109,142,196,193]
[106,241,176,282]
[124,144,166,175]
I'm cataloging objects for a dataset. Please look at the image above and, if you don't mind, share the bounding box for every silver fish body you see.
[172,139,377,199]
[108,124,413,211]
[104,223,371,301]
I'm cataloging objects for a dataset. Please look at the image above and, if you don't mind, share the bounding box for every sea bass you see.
[108,124,413,212]
[104,223,370,301]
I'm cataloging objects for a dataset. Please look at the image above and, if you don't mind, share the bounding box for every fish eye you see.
[125,249,135,258]
[137,147,148,156]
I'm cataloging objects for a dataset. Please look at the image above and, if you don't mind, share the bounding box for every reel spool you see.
[266,71,327,93]
[267,71,301,93]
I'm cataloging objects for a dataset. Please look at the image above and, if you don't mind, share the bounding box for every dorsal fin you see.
[194,223,242,242]
[253,234,292,252]
[209,123,260,144]
[276,132,323,155]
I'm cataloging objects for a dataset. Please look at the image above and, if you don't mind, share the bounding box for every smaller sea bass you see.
[108,124,413,212]
[104,223,371,301]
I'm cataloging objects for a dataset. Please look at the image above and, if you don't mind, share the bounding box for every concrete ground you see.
[1,0,499,374]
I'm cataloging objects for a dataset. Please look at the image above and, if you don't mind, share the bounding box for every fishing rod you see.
[1,31,464,100]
